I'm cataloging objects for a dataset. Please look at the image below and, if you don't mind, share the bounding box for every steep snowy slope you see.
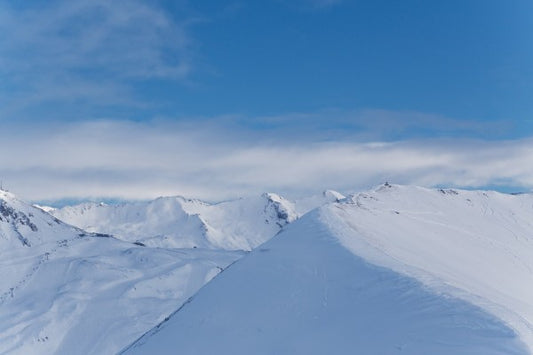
[125,185,533,354]
[50,193,297,250]
[323,184,533,350]
[1,188,343,354]
[1,190,81,250]
[0,190,243,354]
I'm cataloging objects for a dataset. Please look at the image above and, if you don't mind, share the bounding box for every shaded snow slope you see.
[125,207,528,355]
[0,190,243,354]
[51,193,298,251]
[321,184,533,350]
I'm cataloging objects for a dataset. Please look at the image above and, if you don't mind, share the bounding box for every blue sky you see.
[0,0,532,201]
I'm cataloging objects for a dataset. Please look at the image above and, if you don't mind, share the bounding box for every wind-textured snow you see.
[125,185,533,354]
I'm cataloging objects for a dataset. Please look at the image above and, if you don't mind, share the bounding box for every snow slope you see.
[2,188,342,354]
[50,193,298,251]
[324,184,533,350]
[125,185,533,354]
[0,190,243,354]
[1,190,80,250]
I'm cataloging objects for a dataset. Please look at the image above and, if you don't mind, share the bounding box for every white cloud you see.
[1,118,532,202]
[244,108,512,140]
[0,0,197,117]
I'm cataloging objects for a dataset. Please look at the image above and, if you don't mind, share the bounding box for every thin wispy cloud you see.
[1,116,532,202]
[244,109,514,141]
[0,0,198,119]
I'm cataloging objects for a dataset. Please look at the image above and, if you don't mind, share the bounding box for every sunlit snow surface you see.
[3,185,533,354]
[49,193,300,250]
[126,185,533,354]
[323,185,533,350]
[0,191,242,354]
[1,189,338,354]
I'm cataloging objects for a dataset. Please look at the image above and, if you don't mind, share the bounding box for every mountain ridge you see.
[47,190,343,251]
[124,184,533,354]
[3,185,533,354]
[0,188,340,354]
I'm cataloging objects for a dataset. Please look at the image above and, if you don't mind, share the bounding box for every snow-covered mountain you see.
[1,190,81,250]
[47,190,343,251]
[48,194,296,250]
[124,185,533,354]
[2,188,342,354]
[0,190,241,354]
[5,185,533,354]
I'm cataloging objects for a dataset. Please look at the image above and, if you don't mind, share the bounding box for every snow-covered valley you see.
[1,185,533,354]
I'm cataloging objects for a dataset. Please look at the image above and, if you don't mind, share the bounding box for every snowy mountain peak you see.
[50,192,302,251]
[261,192,297,225]
[261,192,284,201]
[0,189,17,203]
[0,192,84,250]
[322,189,345,201]
[0,200,38,247]
[33,204,57,213]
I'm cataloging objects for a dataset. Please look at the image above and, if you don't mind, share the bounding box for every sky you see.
[0,0,532,203]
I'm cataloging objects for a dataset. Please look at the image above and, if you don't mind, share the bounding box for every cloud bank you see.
[1,117,532,202]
